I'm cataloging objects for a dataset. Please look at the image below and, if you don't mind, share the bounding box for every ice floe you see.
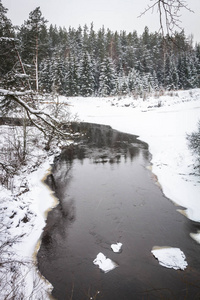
[111,242,123,253]
[93,252,118,273]
[190,231,200,244]
[151,246,188,270]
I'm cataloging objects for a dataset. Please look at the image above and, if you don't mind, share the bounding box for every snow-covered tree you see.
[164,54,179,90]
[39,58,53,92]
[51,56,67,94]
[0,1,32,91]
[98,56,117,96]
[96,27,106,63]
[18,7,48,91]
[65,55,80,96]
[79,51,95,96]
[0,0,16,78]
[1,2,199,95]
[185,53,199,88]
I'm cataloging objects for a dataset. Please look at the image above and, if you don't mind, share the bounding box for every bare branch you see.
[138,0,194,36]
[0,89,70,139]
[26,110,46,136]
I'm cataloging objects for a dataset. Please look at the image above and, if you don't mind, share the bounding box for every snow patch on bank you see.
[0,155,57,298]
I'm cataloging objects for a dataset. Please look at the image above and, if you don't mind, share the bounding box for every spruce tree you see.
[39,58,53,93]
[195,44,200,87]
[51,56,67,94]
[99,56,117,96]
[0,0,16,79]
[65,55,79,96]
[87,23,97,57]
[96,27,106,63]
[79,51,95,96]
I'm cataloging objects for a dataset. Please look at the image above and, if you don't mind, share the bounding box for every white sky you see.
[2,0,200,43]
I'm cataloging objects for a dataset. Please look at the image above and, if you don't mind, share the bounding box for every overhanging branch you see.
[0,89,70,138]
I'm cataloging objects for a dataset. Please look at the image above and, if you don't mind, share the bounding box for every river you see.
[37,122,200,300]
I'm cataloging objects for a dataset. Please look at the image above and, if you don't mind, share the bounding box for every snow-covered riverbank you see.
[66,89,200,226]
[0,154,56,298]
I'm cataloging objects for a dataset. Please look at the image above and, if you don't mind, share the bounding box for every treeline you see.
[1,3,200,97]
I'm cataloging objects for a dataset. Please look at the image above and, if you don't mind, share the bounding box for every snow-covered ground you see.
[0,151,57,298]
[0,88,200,298]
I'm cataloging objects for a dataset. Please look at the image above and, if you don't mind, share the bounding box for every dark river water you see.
[37,123,200,300]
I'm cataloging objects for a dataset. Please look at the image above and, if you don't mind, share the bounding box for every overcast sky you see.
[3,0,200,43]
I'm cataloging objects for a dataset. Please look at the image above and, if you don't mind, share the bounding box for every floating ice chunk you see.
[93,252,118,273]
[151,246,188,270]
[190,231,200,244]
[111,242,123,253]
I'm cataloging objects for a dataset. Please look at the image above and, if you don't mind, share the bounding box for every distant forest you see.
[1,3,200,97]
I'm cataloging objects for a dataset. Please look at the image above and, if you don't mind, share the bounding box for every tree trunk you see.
[35,27,39,92]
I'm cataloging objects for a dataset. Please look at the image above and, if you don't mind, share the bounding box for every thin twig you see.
[138,0,194,36]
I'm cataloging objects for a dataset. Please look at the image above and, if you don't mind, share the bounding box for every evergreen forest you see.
[1,2,200,98]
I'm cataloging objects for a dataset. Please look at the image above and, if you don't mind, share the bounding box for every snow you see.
[151,246,188,270]
[0,154,57,298]
[93,252,118,273]
[0,88,32,96]
[111,242,123,253]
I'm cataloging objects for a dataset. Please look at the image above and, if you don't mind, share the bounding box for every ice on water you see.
[151,246,188,270]
[93,252,118,273]
[111,242,123,253]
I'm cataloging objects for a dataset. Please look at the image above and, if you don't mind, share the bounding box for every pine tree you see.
[79,51,95,96]
[185,52,199,88]
[119,74,129,95]
[2,8,197,96]
[98,56,117,96]
[124,32,138,71]
[48,25,60,56]
[128,68,139,94]
[164,54,178,90]
[87,23,96,57]
[65,55,79,96]
[0,0,16,78]
[112,32,121,71]
[51,56,67,94]
[195,43,200,87]
[18,7,48,91]
[96,27,106,63]
[39,58,53,92]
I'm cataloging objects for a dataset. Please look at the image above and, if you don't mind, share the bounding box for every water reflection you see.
[43,161,76,253]
[58,122,147,164]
